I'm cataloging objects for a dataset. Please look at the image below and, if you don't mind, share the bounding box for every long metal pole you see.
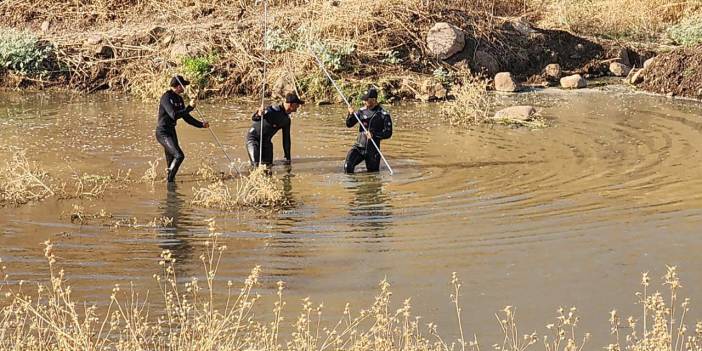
[173,76,241,176]
[308,47,394,175]
[259,0,268,168]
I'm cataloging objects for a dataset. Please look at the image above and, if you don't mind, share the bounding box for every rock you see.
[420,79,447,100]
[544,64,561,80]
[473,50,500,76]
[494,72,519,92]
[510,18,537,36]
[272,76,295,99]
[494,106,536,121]
[630,69,645,85]
[40,20,50,32]
[426,23,465,60]
[434,82,448,99]
[560,74,587,89]
[643,57,656,70]
[85,34,103,46]
[609,62,631,77]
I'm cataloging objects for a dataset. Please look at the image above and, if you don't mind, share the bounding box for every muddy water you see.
[2,86,702,344]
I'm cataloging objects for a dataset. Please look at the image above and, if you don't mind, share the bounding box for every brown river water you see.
[1,85,702,344]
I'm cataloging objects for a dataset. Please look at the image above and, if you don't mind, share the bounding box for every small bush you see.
[191,167,287,210]
[181,53,217,86]
[668,15,702,45]
[441,77,494,127]
[0,29,53,75]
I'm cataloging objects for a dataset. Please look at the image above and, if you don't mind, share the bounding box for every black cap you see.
[361,88,378,101]
[170,75,190,88]
[285,93,305,105]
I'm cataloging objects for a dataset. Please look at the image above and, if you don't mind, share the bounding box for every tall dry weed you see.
[0,151,54,206]
[192,166,287,210]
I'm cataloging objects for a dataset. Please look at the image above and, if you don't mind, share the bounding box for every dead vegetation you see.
[192,166,287,210]
[0,0,535,100]
[0,151,54,206]
[441,77,494,127]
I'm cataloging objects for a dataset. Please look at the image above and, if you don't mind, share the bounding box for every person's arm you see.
[183,114,205,128]
[377,112,393,139]
[161,94,194,121]
[282,123,291,162]
[252,106,272,121]
[346,108,359,128]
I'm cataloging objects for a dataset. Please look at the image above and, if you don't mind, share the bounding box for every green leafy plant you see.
[0,29,53,75]
[382,50,403,64]
[181,53,217,86]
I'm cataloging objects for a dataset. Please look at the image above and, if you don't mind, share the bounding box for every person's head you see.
[361,88,379,109]
[170,75,190,95]
[283,93,305,113]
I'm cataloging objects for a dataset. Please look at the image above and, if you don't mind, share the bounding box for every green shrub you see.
[668,15,702,46]
[0,29,53,75]
[181,53,218,86]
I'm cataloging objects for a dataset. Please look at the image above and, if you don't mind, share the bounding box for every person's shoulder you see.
[270,104,283,112]
[378,106,390,116]
[160,90,172,99]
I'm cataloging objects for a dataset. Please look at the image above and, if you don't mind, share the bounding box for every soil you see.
[640,45,702,99]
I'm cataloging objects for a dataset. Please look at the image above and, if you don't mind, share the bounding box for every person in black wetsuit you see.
[246,93,304,167]
[155,75,210,183]
[344,88,393,173]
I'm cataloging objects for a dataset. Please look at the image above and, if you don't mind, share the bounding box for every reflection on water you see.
[346,174,393,240]
[157,183,194,265]
[2,87,702,344]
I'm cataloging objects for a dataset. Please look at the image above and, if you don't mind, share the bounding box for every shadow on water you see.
[157,183,194,267]
[346,173,393,245]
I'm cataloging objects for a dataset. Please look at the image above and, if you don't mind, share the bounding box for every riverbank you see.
[1,0,700,103]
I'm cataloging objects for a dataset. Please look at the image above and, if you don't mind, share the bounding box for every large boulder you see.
[560,74,587,89]
[544,64,562,80]
[494,106,536,121]
[610,62,631,77]
[494,72,519,92]
[426,23,465,60]
[473,50,500,76]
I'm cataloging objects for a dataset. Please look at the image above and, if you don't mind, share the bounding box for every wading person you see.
[156,75,209,183]
[344,88,393,173]
[246,92,304,167]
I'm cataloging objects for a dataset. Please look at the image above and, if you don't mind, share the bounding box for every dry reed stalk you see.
[0,151,54,206]
[192,166,287,210]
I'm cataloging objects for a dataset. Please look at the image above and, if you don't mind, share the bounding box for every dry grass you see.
[441,76,494,127]
[532,0,702,41]
[0,151,54,206]
[0,220,699,351]
[192,166,287,210]
[0,0,530,99]
[140,159,160,184]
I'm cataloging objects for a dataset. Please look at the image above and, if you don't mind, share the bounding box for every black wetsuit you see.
[155,90,205,182]
[246,104,291,166]
[344,105,392,173]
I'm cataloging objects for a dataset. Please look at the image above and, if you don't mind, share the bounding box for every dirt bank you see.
[640,45,702,99]
[0,0,660,102]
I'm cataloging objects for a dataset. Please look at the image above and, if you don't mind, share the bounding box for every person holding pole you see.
[246,92,304,168]
[156,75,210,183]
[344,88,393,174]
